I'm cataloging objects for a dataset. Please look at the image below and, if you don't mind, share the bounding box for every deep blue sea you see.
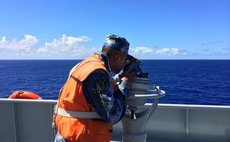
[0,60,230,106]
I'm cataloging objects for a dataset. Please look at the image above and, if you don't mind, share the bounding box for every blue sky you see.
[0,0,229,59]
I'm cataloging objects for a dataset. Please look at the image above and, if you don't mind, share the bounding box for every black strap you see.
[71,74,82,83]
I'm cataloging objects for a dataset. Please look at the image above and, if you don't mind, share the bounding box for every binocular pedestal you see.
[121,78,165,142]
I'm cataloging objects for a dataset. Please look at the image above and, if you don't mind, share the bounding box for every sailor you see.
[53,34,135,142]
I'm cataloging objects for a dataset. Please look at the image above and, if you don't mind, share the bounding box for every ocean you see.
[0,60,229,106]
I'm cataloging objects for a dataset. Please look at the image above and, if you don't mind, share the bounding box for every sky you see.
[0,0,229,59]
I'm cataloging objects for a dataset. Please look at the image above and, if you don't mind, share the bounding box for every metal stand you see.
[121,78,165,142]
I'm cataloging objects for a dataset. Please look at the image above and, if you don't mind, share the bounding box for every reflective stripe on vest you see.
[57,107,102,119]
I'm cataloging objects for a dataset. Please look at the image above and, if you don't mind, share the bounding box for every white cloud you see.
[131,46,154,54]
[156,48,179,56]
[130,46,181,58]
[0,34,95,59]
[37,34,90,53]
[0,34,38,52]
[36,34,93,58]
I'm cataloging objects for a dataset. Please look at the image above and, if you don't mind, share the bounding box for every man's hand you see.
[121,55,141,83]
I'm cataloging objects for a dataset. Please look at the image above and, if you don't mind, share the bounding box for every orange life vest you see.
[55,54,113,142]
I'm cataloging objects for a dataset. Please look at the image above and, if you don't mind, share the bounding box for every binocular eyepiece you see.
[123,55,148,78]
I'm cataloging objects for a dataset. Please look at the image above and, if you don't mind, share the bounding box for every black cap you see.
[103,34,129,54]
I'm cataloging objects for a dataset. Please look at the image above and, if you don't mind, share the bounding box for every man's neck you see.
[94,52,111,72]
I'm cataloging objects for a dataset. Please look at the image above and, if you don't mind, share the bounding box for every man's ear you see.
[113,53,120,63]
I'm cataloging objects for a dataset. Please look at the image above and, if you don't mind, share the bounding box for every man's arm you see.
[83,69,128,124]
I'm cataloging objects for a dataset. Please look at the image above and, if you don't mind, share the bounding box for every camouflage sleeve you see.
[83,69,127,124]
[113,73,130,98]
